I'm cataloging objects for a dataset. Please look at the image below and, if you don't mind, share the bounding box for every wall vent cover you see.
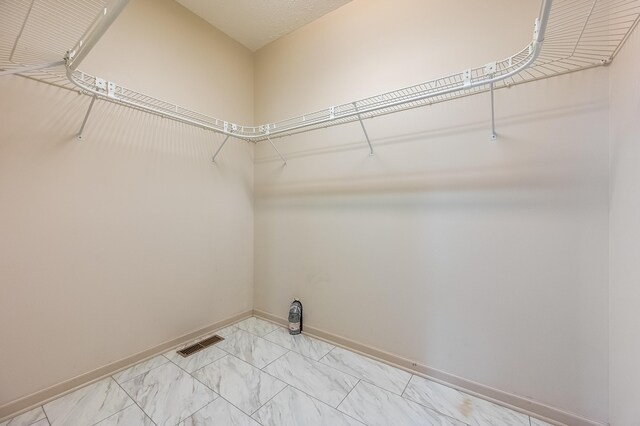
[177,335,224,357]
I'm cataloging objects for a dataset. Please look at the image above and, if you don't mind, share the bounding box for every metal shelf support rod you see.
[212,135,230,162]
[266,136,287,166]
[490,82,497,141]
[77,96,96,140]
[354,103,374,155]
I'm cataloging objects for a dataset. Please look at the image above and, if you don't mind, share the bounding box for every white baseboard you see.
[0,310,253,422]
[253,309,606,426]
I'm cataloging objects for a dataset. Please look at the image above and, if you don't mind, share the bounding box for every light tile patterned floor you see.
[1,317,558,426]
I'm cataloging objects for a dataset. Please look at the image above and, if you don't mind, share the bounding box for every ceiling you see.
[176,0,352,52]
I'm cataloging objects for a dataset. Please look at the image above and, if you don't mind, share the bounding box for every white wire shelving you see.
[1,0,639,157]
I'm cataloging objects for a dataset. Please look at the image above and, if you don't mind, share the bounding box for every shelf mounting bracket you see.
[353,103,374,156]
[484,62,497,141]
[266,136,287,166]
[489,82,497,141]
[212,135,231,163]
[77,96,96,140]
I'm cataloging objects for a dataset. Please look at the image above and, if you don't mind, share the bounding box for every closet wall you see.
[0,0,254,408]
[253,0,609,423]
[609,24,640,426]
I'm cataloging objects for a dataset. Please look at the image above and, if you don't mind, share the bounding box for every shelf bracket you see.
[77,96,96,140]
[212,135,230,163]
[266,136,287,166]
[489,82,497,141]
[0,60,65,77]
[484,62,497,141]
[353,103,374,156]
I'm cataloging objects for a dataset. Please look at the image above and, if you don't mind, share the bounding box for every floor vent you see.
[177,335,224,358]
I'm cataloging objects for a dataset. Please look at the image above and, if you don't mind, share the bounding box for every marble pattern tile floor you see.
[0,406,48,426]
[43,377,133,426]
[402,375,530,426]
[2,316,557,426]
[193,355,287,415]
[263,328,334,361]
[263,351,359,407]
[320,346,411,395]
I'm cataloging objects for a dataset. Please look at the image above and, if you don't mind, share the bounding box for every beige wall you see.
[254,0,610,423]
[0,0,254,408]
[609,24,640,426]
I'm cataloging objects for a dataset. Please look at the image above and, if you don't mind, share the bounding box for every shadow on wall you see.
[0,77,254,195]
[254,100,605,163]
[1,77,246,164]
[254,98,608,199]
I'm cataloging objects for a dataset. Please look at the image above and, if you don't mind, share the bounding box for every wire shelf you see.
[254,0,640,141]
[0,0,108,90]
[1,0,639,144]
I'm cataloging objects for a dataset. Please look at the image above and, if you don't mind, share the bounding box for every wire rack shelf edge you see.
[1,0,639,153]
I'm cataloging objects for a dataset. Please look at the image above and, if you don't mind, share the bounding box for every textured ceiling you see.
[175,0,352,51]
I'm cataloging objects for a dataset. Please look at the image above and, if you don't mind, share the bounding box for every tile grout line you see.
[172,394,222,426]
[398,376,528,426]
[166,348,227,377]
[104,324,239,389]
[336,378,360,409]
[118,326,237,425]
[224,351,288,388]
[301,352,363,383]
[317,345,336,363]
[259,349,363,398]
[364,379,472,426]
[42,377,140,426]
[333,379,370,426]
[232,319,338,369]
[160,324,239,358]
[161,335,231,375]
[255,356,366,423]
[404,370,537,424]
[10,408,49,426]
[21,417,48,426]
[236,317,284,339]
[399,374,413,398]
[237,320,369,423]
[316,347,414,396]
[255,333,357,378]
[220,326,299,364]
[189,353,231,378]
[215,382,276,424]
[184,355,263,422]
[114,356,171,386]
[41,406,52,426]
[241,316,344,362]
[249,384,290,418]
[110,378,158,426]
[260,350,291,371]
[86,403,133,426]
[184,351,281,425]
[262,328,336,359]
[247,330,300,354]
[236,318,337,365]
[256,382,367,426]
